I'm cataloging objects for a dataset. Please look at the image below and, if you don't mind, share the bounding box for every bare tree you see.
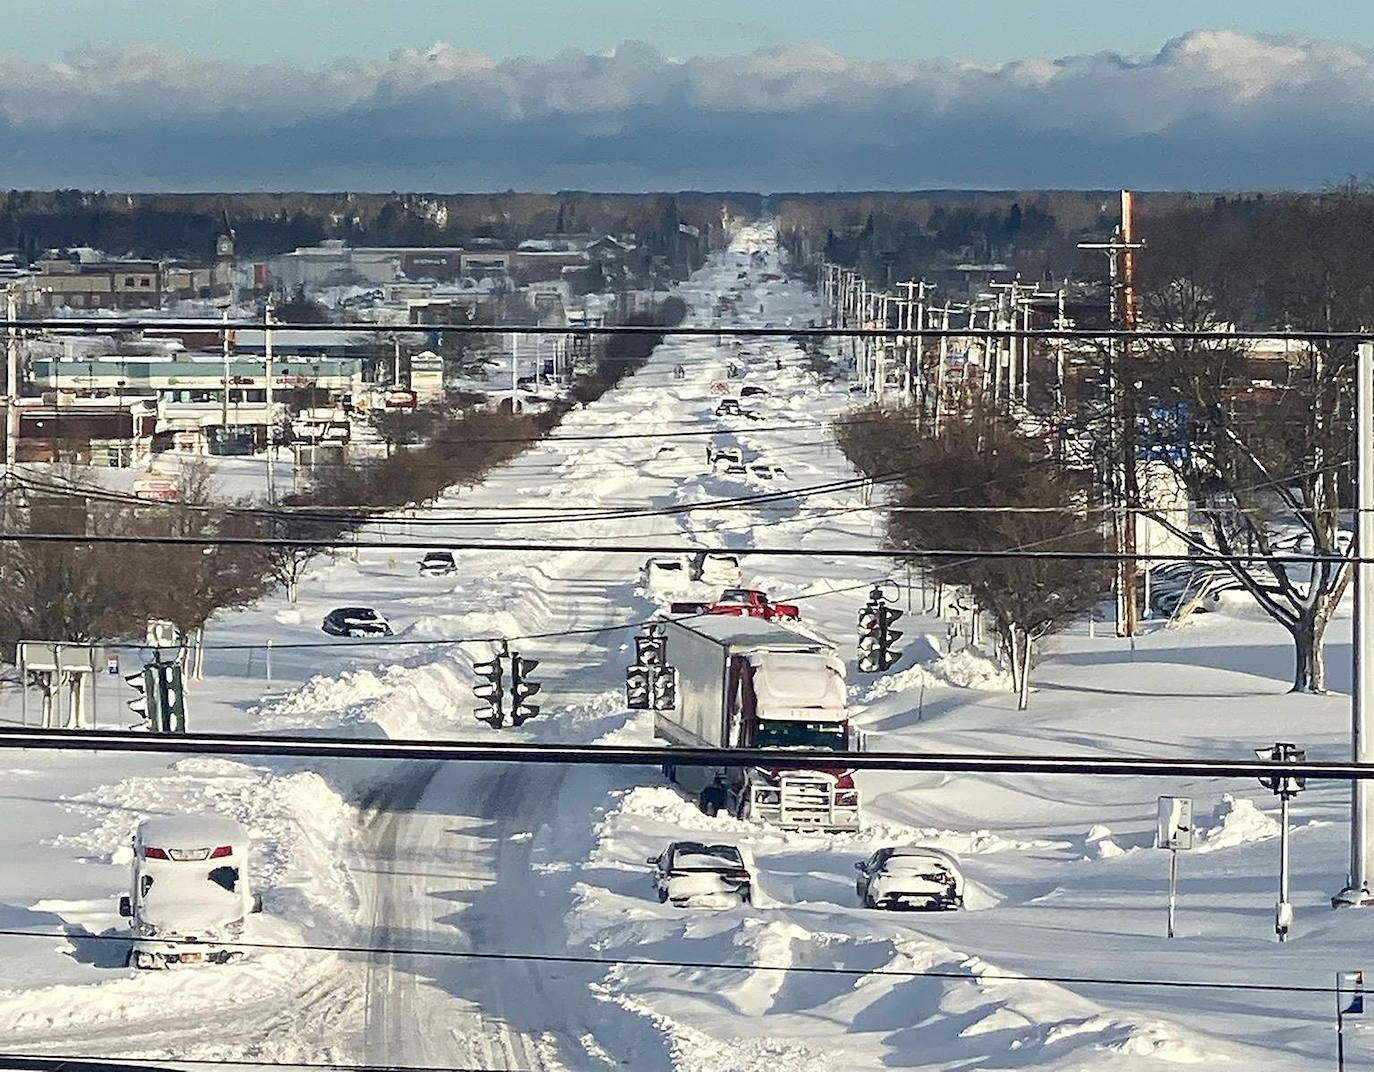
[839,406,1109,708]
[1132,198,1367,692]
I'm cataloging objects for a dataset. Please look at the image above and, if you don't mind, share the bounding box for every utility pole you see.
[264,300,275,505]
[220,307,231,431]
[1078,191,1145,639]
[934,304,951,438]
[1337,340,1374,908]
[5,283,19,481]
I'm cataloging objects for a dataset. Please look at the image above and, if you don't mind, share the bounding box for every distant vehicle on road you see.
[648,841,753,906]
[120,816,264,969]
[643,556,691,596]
[855,847,964,911]
[670,588,800,621]
[418,550,456,576]
[321,607,394,637]
[689,552,743,586]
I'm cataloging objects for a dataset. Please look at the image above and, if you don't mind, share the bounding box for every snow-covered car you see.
[321,607,394,637]
[418,550,457,576]
[715,398,743,416]
[643,556,691,596]
[119,816,263,969]
[689,552,744,586]
[740,385,768,397]
[648,841,754,906]
[855,846,964,910]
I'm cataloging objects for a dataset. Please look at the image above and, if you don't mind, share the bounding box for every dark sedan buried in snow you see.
[321,607,394,638]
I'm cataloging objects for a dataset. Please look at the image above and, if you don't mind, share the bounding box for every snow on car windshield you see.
[674,844,743,869]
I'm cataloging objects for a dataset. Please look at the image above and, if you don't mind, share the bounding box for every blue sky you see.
[7,0,1374,65]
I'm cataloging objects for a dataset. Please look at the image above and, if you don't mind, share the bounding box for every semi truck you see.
[656,616,860,831]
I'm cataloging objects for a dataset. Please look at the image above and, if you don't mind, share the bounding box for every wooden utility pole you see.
[1078,191,1146,638]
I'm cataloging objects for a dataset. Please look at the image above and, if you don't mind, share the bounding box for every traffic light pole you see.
[1337,340,1374,908]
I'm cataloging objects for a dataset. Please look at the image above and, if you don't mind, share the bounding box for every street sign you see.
[1338,970,1366,1072]
[146,619,179,648]
[1157,796,1193,939]
[1340,971,1366,1017]
[1157,796,1194,850]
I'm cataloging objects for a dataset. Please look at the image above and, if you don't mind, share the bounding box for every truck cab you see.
[119,816,263,969]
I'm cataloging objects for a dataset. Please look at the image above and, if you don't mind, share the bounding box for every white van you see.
[119,816,263,969]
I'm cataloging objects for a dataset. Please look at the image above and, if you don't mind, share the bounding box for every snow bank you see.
[1194,794,1279,853]
[858,647,1013,702]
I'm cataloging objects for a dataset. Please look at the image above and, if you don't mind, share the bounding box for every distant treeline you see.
[774,185,1374,332]
[0,189,766,272]
[772,189,1276,288]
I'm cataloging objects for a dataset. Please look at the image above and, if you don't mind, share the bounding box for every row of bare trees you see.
[837,184,1374,701]
[0,295,693,663]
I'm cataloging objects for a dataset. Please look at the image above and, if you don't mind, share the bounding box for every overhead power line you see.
[0,531,1354,567]
[0,928,1333,997]
[0,727,1362,780]
[5,317,1370,342]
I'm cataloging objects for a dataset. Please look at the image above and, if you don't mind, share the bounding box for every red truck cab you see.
[671,588,800,621]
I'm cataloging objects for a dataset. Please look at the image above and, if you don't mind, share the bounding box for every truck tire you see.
[699,787,725,816]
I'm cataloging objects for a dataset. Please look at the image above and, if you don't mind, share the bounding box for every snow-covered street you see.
[3,221,1372,1069]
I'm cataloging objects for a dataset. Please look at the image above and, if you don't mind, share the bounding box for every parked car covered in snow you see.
[689,552,743,586]
[855,846,964,911]
[321,607,394,637]
[418,550,457,576]
[643,556,692,596]
[648,841,754,906]
[120,816,263,968]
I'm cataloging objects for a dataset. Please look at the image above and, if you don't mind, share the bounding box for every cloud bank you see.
[1,31,1371,190]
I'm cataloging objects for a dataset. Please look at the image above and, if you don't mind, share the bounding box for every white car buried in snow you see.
[120,816,263,968]
[854,846,964,911]
[648,841,754,907]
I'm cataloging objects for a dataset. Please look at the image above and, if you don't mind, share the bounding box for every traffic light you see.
[509,652,541,726]
[126,667,160,727]
[635,634,665,666]
[650,666,678,711]
[857,589,903,673]
[626,664,652,709]
[473,651,507,727]
[1256,742,1306,797]
[156,662,186,733]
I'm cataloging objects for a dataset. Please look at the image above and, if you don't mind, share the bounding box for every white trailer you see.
[657,616,860,830]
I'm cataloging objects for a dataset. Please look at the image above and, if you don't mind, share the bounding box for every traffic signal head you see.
[635,635,665,666]
[858,607,880,635]
[650,667,678,711]
[626,665,651,709]
[473,653,506,727]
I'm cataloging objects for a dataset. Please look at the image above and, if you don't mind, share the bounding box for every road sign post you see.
[1157,796,1193,938]
[1338,970,1365,1072]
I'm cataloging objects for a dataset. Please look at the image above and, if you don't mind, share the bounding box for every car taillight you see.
[209,845,233,859]
[727,869,750,879]
[144,846,168,859]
